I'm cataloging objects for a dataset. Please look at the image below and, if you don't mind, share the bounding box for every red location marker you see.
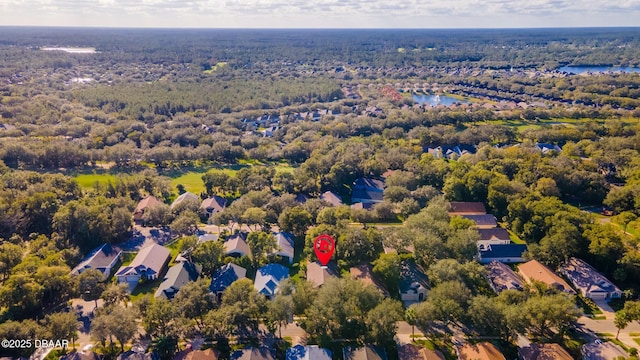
[313,234,335,266]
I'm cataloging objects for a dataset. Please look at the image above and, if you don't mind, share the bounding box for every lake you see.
[412,94,469,106]
[41,47,97,54]
[558,66,640,74]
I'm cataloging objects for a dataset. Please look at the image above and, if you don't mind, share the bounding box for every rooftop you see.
[479,244,527,260]
[398,261,429,294]
[254,264,289,296]
[519,343,572,360]
[485,261,524,293]
[154,261,200,299]
[457,342,505,360]
[342,345,387,360]
[477,228,511,241]
[518,260,575,294]
[286,345,332,360]
[210,263,247,293]
[461,214,497,228]
[560,257,621,297]
[171,192,199,209]
[306,260,338,287]
[350,264,390,297]
[71,243,122,274]
[447,202,486,215]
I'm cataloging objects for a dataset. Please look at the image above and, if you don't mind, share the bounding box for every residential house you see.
[71,243,122,280]
[478,244,527,264]
[320,191,343,207]
[224,232,250,257]
[485,261,525,293]
[200,196,227,219]
[306,260,338,287]
[462,214,498,229]
[286,345,332,360]
[477,228,511,250]
[447,202,486,216]
[273,232,295,264]
[536,143,562,154]
[399,261,429,305]
[343,345,388,360]
[351,178,385,204]
[350,263,390,297]
[518,260,575,294]
[171,192,199,210]
[397,344,445,360]
[133,196,163,222]
[351,202,376,211]
[456,342,505,360]
[154,261,200,300]
[559,257,622,302]
[518,343,572,360]
[210,263,247,301]
[254,264,289,299]
[294,193,310,204]
[427,145,476,160]
[581,340,628,360]
[230,348,275,360]
[183,349,219,360]
[116,244,171,291]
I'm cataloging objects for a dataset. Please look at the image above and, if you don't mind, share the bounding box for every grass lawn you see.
[507,229,526,244]
[596,333,615,337]
[75,173,118,189]
[130,279,162,302]
[634,338,640,346]
[167,163,296,195]
[120,252,137,266]
[169,171,209,195]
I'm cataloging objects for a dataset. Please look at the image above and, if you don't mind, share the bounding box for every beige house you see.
[518,260,575,294]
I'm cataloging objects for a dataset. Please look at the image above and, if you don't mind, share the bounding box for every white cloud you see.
[1,0,639,27]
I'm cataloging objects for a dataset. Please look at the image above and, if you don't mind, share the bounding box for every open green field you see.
[73,163,297,196]
[75,173,118,188]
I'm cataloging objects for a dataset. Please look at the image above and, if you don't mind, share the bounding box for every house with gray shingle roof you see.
[273,232,295,264]
[154,261,200,300]
[210,263,247,301]
[306,260,338,288]
[254,264,289,300]
[171,192,200,210]
[320,191,343,207]
[462,214,497,229]
[560,257,622,302]
[224,232,250,257]
[230,348,274,360]
[485,261,524,294]
[116,244,170,291]
[351,178,385,204]
[200,196,227,219]
[399,261,429,305]
[342,345,387,360]
[71,243,122,280]
[133,196,163,222]
[286,345,332,360]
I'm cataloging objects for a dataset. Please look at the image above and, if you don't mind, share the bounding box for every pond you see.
[558,66,640,74]
[412,94,470,106]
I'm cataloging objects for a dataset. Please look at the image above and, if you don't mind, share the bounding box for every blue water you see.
[558,66,640,74]
[412,94,469,106]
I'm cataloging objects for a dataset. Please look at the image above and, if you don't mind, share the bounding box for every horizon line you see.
[1,25,640,31]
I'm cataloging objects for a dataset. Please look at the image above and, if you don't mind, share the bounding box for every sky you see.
[1,0,640,28]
